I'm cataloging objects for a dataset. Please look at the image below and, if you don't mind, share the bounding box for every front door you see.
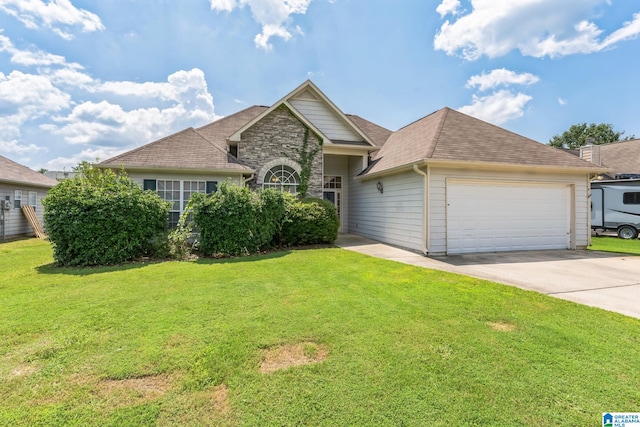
[323,176,342,232]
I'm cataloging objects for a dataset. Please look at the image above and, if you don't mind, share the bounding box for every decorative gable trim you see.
[228,80,376,147]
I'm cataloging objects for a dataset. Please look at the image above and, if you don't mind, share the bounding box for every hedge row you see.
[43,166,170,266]
[43,172,339,265]
[190,181,339,256]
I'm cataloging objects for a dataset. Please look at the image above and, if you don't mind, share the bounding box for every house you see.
[99,80,605,255]
[579,139,640,180]
[0,155,58,241]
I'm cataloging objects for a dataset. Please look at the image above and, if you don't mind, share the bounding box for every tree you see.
[548,123,635,149]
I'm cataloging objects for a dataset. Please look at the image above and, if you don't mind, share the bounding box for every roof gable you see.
[229,80,377,146]
[366,107,604,175]
[0,155,58,188]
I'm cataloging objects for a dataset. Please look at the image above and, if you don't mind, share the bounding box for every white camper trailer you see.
[591,179,640,239]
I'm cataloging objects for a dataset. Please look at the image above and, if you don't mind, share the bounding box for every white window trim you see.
[257,158,301,185]
[14,190,22,209]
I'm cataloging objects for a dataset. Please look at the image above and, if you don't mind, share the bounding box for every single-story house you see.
[0,155,58,241]
[578,139,640,180]
[99,80,605,255]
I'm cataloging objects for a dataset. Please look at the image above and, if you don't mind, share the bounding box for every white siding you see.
[0,184,50,240]
[289,98,361,142]
[348,160,424,252]
[427,167,590,255]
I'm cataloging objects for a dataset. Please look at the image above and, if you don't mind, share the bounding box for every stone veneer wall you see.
[238,105,323,198]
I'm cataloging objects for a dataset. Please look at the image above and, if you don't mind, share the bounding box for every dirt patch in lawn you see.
[9,364,38,378]
[488,322,517,332]
[260,342,328,373]
[211,384,230,414]
[97,374,175,406]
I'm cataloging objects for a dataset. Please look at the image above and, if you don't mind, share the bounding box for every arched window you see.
[262,164,300,193]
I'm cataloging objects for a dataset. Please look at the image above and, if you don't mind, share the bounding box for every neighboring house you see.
[99,80,605,255]
[578,139,640,180]
[0,155,58,241]
[44,170,80,181]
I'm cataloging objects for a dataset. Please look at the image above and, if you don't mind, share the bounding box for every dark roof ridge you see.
[426,107,451,159]
[394,107,448,133]
[195,105,269,132]
[597,138,640,147]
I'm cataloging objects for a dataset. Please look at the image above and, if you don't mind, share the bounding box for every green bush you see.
[191,182,289,256]
[280,198,339,246]
[42,164,170,266]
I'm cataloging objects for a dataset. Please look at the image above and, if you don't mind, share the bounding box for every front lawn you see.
[1,239,639,426]
[590,235,640,255]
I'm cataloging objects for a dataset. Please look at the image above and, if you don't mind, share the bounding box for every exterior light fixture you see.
[377,181,383,193]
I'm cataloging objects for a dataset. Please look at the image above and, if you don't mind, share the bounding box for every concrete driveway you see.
[336,234,640,320]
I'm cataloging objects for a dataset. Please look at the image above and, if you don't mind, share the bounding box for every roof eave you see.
[323,144,379,156]
[357,158,609,180]
[0,178,57,188]
[96,164,254,175]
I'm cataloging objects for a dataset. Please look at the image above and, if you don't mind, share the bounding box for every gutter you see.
[413,164,429,256]
[357,159,610,181]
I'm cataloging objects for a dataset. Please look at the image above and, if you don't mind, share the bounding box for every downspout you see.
[413,164,429,256]
[242,173,255,186]
[587,173,597,247]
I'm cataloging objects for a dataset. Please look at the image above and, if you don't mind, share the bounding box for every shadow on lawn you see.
[35,249,296,275]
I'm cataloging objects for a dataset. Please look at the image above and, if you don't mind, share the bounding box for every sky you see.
[1,0,639,171]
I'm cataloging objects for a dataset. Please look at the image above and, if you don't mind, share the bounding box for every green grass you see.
[590,235,640,255]
[1,239,640,426]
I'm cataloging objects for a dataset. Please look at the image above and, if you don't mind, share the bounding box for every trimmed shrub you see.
[191,182,289,256]
[42,165,170,266]
[280,198,339,246]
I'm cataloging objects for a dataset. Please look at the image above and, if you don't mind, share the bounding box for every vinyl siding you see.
[427,167,590,255]
[290,98,361,142]
[0,184,49,240]
[348,160,424,252]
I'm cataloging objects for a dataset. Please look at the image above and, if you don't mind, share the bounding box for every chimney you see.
[580,138,601,165]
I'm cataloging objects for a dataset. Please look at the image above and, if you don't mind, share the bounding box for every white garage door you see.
[446,180,571,254]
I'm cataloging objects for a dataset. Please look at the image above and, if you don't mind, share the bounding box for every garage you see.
[446,180,571,254]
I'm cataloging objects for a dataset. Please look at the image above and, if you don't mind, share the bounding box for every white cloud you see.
[210,0,312,50]
[42,147,122,171]
[0,138,47,155]
[459,90,533,125]
[601,12,640,48]
[48,68,218,148]
[558,98,567,106]
[0,0,104,39]
[434,0,640,60]
[466,69,539,92]
[436,0,461,18]
[0,70,71,113]
[0,32,220,170]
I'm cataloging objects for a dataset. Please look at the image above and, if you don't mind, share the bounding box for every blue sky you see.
[1,0,639,171]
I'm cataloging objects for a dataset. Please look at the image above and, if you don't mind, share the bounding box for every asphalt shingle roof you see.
[0,155,58,188]
[592,139,640,177]
[99,106,268,171]
[366,107,600,175]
